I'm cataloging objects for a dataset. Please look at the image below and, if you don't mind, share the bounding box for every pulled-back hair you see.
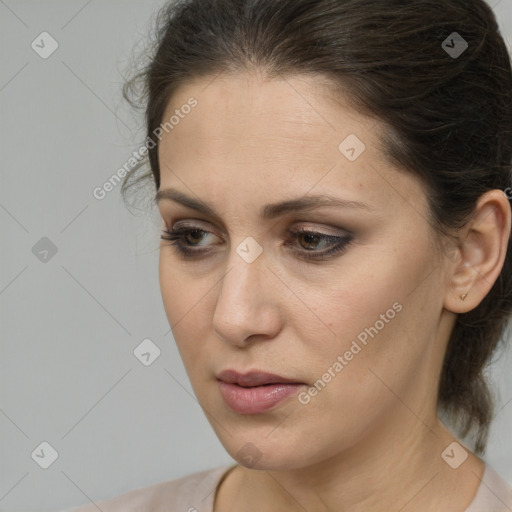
[121,0,512,453]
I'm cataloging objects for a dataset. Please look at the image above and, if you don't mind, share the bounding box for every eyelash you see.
[160,226,353,261]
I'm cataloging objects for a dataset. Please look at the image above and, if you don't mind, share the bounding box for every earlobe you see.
[444,190,511,314]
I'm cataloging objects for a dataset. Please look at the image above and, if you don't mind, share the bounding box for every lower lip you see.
[218,381,305,414]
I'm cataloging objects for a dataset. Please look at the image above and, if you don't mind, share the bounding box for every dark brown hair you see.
[121,0,512,453]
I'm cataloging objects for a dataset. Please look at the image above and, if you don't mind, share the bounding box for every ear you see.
[444,189,511,314]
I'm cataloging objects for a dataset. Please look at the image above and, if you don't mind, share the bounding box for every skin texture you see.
[156,71,510,511]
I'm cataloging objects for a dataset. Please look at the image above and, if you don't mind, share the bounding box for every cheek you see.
[159,252,220,377]
[159,249,204,320]
[159,253,181,322]
[297,260,406,355]
[297,238,440,391]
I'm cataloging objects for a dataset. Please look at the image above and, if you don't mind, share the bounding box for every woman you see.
[67,0,512,510]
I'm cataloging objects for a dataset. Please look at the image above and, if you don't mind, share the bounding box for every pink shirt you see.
[63,463,512,511]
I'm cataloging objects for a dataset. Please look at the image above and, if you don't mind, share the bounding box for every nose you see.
[212,244,283,348]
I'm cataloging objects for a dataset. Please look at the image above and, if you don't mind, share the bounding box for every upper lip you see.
[217,369,303,387]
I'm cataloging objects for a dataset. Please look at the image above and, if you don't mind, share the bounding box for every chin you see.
[214,431,325,471]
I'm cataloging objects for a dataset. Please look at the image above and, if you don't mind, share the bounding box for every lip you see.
[217,369,304,387]
[216,369,306,414]
[218,381,305,414]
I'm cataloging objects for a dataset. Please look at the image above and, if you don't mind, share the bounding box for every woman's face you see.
[156,71,454,470]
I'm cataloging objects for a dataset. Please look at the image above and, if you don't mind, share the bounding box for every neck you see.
[217,412,484,512]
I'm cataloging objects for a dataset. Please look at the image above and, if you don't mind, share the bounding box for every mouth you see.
[216,369,307,414]
[216,369,305,387]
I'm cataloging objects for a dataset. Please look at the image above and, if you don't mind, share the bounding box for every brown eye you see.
[297,232,325,250]
[286,229,353,260]
[183,229,208,245]
[161,226,353,261]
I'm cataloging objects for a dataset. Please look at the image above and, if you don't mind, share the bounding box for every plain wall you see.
[0,1,511,510]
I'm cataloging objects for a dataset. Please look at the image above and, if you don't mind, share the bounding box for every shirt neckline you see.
[206,462,512,512]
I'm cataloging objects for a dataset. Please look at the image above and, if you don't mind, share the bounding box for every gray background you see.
[0,1,511,511]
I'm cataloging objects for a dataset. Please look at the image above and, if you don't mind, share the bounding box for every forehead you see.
[160,71,375,147]
[156,71,426,217]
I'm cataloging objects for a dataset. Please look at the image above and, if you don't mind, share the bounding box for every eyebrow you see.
[155,188,372,220]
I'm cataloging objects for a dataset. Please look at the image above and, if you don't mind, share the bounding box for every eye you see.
[160,226,217,257]
[160,225,353,261]
[285,227,353,260]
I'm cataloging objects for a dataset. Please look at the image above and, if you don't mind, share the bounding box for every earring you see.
[460,293,468,301]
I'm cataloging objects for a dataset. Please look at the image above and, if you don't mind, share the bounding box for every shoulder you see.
[60,464,236,512]
[465,463,512,512]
